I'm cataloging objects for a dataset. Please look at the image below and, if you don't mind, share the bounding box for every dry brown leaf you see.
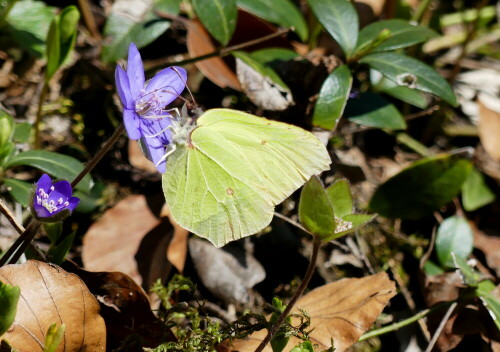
[62,261,175,350]
[161,204,189,274]
[473,226,500,277]
[0,260,106,351]
[128,139,159,173]
[222,272,396,352]
[82,194,161,285]
[478,97,500,161]
[187,20,241,91]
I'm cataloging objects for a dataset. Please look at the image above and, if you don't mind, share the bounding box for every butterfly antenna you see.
[172,66,197,108]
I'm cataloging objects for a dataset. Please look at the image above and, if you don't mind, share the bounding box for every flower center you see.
[135,90,162,117]
[36,187,69,214]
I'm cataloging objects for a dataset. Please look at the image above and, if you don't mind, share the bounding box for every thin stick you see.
[424,302,458,352]
[0,219,39,266]
[145,27,291,71]
[71,123,125,188]
[0,198,24,234]
[77,0,101,40]
[253,235,322,352]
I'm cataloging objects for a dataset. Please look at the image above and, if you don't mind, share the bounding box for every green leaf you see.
[360,52,458,106]
[48,232,75,266]
[250,48,299,65]
[476,281,500,331]
[326,179,352,218]
[12,122,32,143]
[299,176,335,237]
[355,19,437,55]
[323,213,375,240]
[43,323,65,352]
[344,92,407,130]
[5,150,93,191]
[461,167,495,211]
[3,178,31,207]
[452,253,483,286]
[423,260,445,275]
[101,0,180,63]
[435,216,473,268]
[369,155,472,219]
[5,0,56,57]
[308,0,359,58]
[382,86,428,108]
[312,65,352,130]
[0,281,20,336]
[192,0,237,46]
[237,0,308,41]
[43,222,63,244]
[270,297,289,352]
[0,111,14,150]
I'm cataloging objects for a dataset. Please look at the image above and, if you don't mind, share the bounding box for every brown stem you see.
[145,27,291,71]
[33,82,49,149]
[0,219,41,266]
[0,198,24,234]
[71,123,125,188]
[254,235,322,352]
[77,0,101,40]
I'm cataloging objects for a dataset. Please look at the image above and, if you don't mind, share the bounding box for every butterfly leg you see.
[155,143,177,168]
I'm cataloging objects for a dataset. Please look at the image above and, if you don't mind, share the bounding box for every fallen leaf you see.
[473,226,500,277]
[62,261,175,350]
[221,272,396,352]
[82,194,161,285]
[0,260,106,351]
[187,19,241,91]
[189,237,266,305]
[128,139,159,174]
[478,95,500,161]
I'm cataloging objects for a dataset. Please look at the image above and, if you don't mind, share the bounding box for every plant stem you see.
[77,0,100,39]
[33,81,49,149]
[0,198,24,234]
[0,124,125,266]
[358,301,454,341]
[424,302,457,352]
[0,219,41,266]
[145,27,291,71]
[0,0,19,27]
[253,235,322,352]
[411,0,432,23]
[71,123,125,188]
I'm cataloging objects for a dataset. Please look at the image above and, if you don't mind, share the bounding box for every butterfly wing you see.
[163,109,331,247]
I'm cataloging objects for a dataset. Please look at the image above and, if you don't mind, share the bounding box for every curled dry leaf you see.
[82,194,161,285]
[220,272,396,352]
[478,95,500,161]
[0,260,105,351]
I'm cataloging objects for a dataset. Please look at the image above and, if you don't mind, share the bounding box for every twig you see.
[145,27,292,71]
[77,0,101,40]
[71,123,125,188]
[253,235,322,352]
[0,198,24,234]
[424,302,458,352]
[0,219,41,266]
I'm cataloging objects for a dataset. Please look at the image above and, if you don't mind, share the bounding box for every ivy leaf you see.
[355,19,437,55]
[360,52,458,106]
[237,0,308,41]
[299,176,336,237]
[369,154,472,219]
[308,0,359,58]
[436,216,474,268]
[312,65,352,130]
[192,0,237,45]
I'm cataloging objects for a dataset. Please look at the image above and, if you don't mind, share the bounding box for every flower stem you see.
[358,300,455,341]
[253,235,322,352]
[0,219,41,266]
[0,124,125,266]
[71,123,125,188]
[33,81,49,149]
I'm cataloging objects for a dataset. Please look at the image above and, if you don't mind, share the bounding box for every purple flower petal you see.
[140,117,172,146]
[141,139,167,173]
[143,66,187,107]
[36,174,52,192]
[115,65,133,109]
[127,43,145,99]
[123,109,141,140]
[67,197,80,212]
[52,180,72,197]
[33,203,51,218]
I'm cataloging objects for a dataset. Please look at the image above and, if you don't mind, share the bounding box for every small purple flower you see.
[31,174,80,222]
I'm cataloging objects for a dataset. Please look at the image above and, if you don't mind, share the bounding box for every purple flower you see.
[31,174,80,222]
